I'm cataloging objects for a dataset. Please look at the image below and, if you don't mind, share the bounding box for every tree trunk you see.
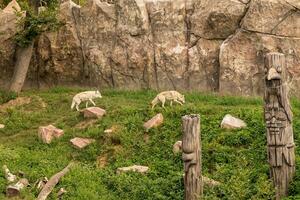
[182,114,202,200]
[264,52,295,200]
[9,42,34,93]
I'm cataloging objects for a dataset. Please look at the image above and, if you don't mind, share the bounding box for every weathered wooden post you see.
[264,52,295,199]
[182,114,202,200]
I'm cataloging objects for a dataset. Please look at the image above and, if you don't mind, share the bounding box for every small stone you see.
[0,124,5,129]
[57,188,67,198]
[173,141,182,154]
[117,165,149,174]
[104,129,113,134]
[221,114,247,129]
[38,125,64,144]
[70,137,95,149]
[143,113,164,131]
[82,107,106,119]
[202,176,221,187]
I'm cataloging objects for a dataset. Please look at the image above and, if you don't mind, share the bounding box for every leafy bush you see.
[14,1,63,47]
[0,90,17,104]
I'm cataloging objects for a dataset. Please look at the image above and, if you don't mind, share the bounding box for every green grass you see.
[0,87,300,199]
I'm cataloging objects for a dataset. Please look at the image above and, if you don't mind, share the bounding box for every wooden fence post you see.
[264,52,295,199]
[182,114,202,200]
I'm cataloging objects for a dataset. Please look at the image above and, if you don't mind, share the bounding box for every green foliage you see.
[14,1,62,47]
[0,0,11,8]
[0,90,17,104]
[0,88,299,199]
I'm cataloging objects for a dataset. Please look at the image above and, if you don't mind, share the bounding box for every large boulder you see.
[31,0,83,88]
[241,0,299,37]
[219,30,300,97]
[79,0,116,87]
[189,38,223,91]
[0,0,24,88]
[146,0,188,90]
[110,0,154,89]
[191,0,246,39]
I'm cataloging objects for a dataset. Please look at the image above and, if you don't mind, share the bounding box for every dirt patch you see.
[97,153,108,168]
[143,134,150,143]
[35,96,47,108]
[75,119,98,129]
[0,97,31,112]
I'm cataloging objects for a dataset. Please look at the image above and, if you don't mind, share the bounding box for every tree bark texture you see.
[264,52,295,200]
[182,114,202,200]
[9,42,34,93]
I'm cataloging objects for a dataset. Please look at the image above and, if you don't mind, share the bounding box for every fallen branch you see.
[37,162,74,200]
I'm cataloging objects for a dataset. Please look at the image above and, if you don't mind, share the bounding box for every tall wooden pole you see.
[182,114,202,200]
[264,52,295,199]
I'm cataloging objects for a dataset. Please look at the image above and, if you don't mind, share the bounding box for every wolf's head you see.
[95,90,102,98]
[179,94,185,103]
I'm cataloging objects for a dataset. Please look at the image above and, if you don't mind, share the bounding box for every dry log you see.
[6,178,29,197]
[37,177,49,190]
[9,42,34,93]
[37,163,74,200]
[182,114,202,200]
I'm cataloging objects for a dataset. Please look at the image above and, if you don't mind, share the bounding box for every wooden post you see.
[182,114,202,200]
[264,52,295,200]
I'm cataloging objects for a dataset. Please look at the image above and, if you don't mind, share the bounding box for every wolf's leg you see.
[158,96,165,108]
[170,101,173,106]
[89,99,96,106]
[86,101,89,108]
[76,103,80,111]
[161,98,166,108]
[152,103,156,109]
[174,100,183,105]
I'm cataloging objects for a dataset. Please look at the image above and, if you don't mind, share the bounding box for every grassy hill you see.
[0,88,300,199]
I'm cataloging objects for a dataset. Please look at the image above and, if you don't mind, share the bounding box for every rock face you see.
[0,0,24,88]
[0,0,299,97]
[221,114,247,129]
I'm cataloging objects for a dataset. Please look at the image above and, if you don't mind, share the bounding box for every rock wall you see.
[1,0,300,97]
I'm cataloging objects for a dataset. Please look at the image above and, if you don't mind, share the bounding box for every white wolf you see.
[71,90,102,111]
[151,91,185,109]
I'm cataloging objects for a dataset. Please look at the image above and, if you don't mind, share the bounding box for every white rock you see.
[221,114,247,129]
[0,124,5,129]
[117,165,149,174]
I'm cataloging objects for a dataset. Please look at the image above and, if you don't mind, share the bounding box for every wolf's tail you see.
[71,100,75,110]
